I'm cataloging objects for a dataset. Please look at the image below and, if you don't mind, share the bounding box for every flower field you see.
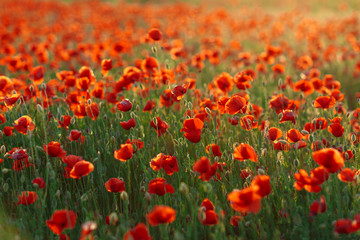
[1,0,360,239]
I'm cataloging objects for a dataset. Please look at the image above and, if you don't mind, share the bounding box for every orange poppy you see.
[148,178,174,196]
[192,157,218,181]
[46,210,77,235]
[233,143,258,162]
[0,113,6,124]
[104,178,125,192]
[13,115,35,135]
[16,191,38,205]
[227,187,261,213]
[124,223,152,240]
[85,102,99,120]
[225,95,247,115]
[312,148,344,173]
[114,143,134,162]
[69,160,94,179]
[279,110,296,124]
[294,167,329,193]
[251,175,271,198]
[29,65,45,85]
[147,205,176,226]
[143,100,156,112]
[269,94,289,113]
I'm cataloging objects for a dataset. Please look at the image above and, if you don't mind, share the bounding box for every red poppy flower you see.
[120,118,136,130]
[4,93,21,108]
[267,127,282,141]
[29,65,45,85]
[6,148,33,172]
[312,148,344,173]
[114,143,134,162]
[279,110,296,124]
[79,221,97,240]
[0,113,6,124]
[205,144,222,157]
[251,175,271,198]
[150,153,179,175]
[117,99,133,112]
[214,72,233,93]
[180,118,203,143]
[46,210,77,235]
[124,223,152,240]
[240,115,258,130]
[192,157,218,181]
[198,199,219,225]
[3,126,14,136]
[328,123,344,137]
[148,28,162,41]
[269,94,289,113]
[294,167,329,193]
[148,178,174,196]
[32,177,46,189]
[58,115,71,129]
[286,129,303,143]
[337,168,356,183]
[16,191,38,205]
[150,117,169,136]
[104,178,125,192]
[101,59,113,76]
[86,102,99,120]
[147,205,176,226]
[143,100,156,112]
[309,195,326,218]
[313,96,336,109]
[69,160,94,179]
[43,141,67,158]
[233,143,258,162]
[69,129,85,143]
[13,115,35,135]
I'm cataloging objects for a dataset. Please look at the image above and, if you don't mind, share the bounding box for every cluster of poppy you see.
[1,0,360,239]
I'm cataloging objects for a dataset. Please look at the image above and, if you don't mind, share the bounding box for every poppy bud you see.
[351,134,357,143]
[203,183,212,192]
[87,99,92,105]
[278,78,283,86]
[258,168,265,175]
[20,175,26,183]
[110,136,115,143]
[2,168,10,174]
[140,186,146,192]
[225,170,230,177]
[33,183,39,188]
[345,152,349,160]
[309,134,314,142]
[1,145,6,154]
[121,191,128,201]
[145,192,151,201]
[81,193,88,202]
[205,107,211,115]
[188,102,193,110]
[3,182,9,192]
[174,231,185,240]
[103,114,107,120]
[261,148,267,157]
[301,130,309,135]
[56,190,61,198]
[152,46,157,55]
[109,212,118,225]
[36,104,44,112]
[28,156,32,163]
[136,105,140,111]
[179,182,189,194]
